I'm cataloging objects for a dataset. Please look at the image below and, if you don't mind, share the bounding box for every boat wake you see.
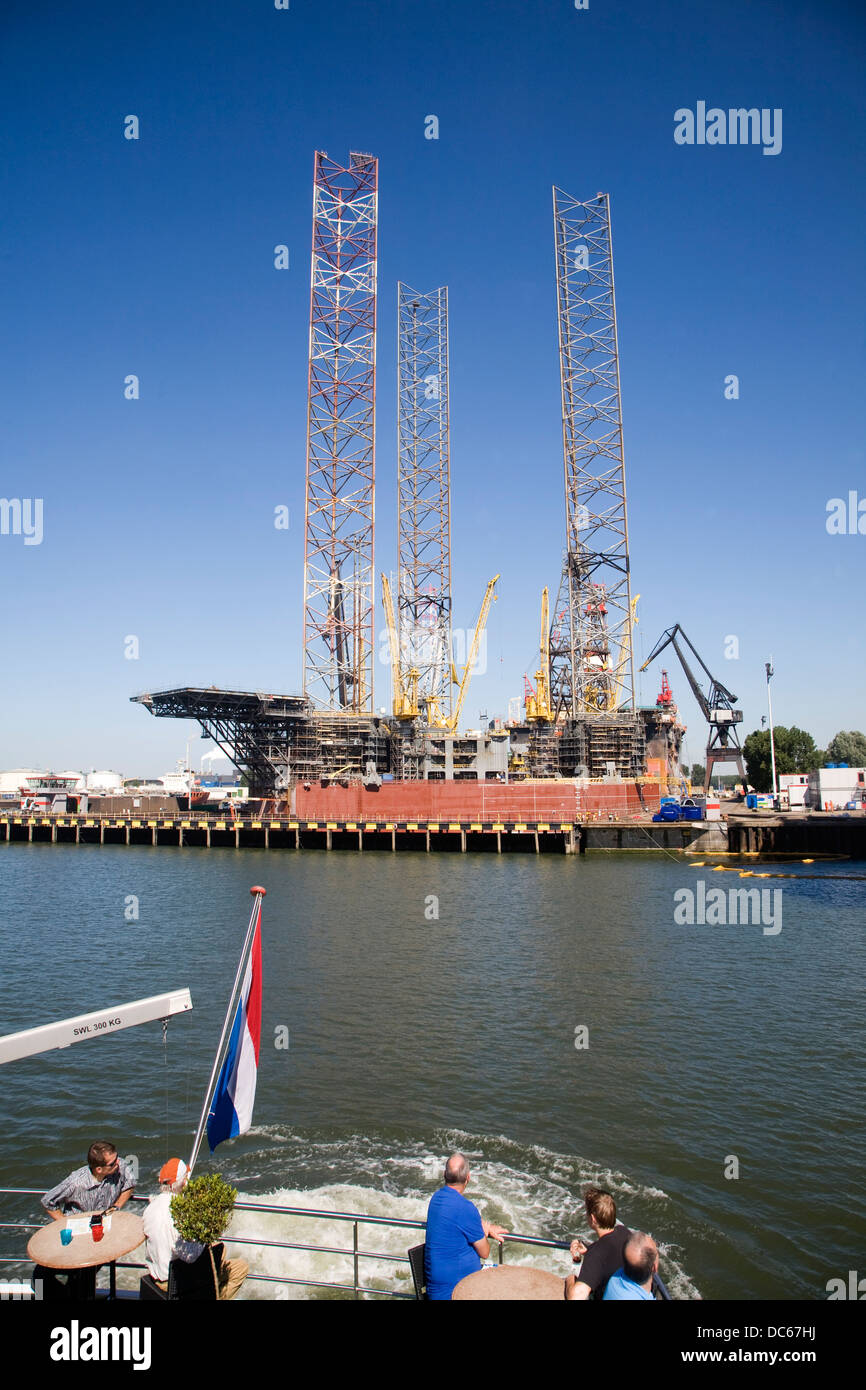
[213,1126,700,1299]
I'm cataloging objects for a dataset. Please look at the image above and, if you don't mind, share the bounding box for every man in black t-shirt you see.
[565,1187,631,1301]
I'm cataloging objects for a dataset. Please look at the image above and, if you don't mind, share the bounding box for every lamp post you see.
[765,660,777,804]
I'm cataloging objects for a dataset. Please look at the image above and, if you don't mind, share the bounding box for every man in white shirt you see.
[142,1158,204,1287]
[142,1158,247,1299]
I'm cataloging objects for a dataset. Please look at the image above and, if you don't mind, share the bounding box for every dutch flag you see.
[206,901,263,1152]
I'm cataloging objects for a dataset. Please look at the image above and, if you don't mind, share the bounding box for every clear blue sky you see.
[1,0,864,774]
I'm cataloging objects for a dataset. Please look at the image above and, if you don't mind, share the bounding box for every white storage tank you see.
[86,769,124,793]
[59,770,87,792]
[0,768,45,797]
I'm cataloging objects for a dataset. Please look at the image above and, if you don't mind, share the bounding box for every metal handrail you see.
[0,1188,670,1299]
[0,1187,576,1300]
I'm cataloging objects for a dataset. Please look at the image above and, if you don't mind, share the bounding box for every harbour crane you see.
[382,573,499,732]
[381,573,420,719]
[611,593,640,711]
[525,587,552,722]
[639,625,747,794]
[444,574,500,732]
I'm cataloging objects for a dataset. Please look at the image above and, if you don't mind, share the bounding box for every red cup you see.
[92,1223,103,1242]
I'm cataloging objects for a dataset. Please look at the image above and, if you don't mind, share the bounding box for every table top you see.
[452,1264,565,1301]
[27,1210,144,1270]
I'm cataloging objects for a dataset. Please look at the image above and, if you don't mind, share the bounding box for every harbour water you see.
[1,841,863,1299]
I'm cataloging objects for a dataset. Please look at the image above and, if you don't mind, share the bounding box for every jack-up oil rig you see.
[134,155,686,810]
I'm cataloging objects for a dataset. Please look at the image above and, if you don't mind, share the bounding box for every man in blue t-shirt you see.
[603,1232,659,1301]
[424,1153,509,1300]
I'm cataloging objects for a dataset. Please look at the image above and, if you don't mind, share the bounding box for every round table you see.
[27,1211,144,1299]
[452,1265,565,1301]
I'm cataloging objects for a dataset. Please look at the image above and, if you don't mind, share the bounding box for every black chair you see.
[138,1243,224,1301]
[408,1243,427,1300]
[138,1273,169,1301]
[169,1242,224,1300]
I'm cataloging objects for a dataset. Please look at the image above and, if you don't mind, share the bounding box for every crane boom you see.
[0,990,193,1066]
[611,594,640,711]
[538,586,551,717]
[526,587,552,722]
[640,623,747,794]
[381,574,419,719]
[640,624,740,721]
[449,575,499,732]
[641,625,711,719]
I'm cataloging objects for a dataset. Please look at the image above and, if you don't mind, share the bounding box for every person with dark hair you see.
[603,1232,659,1301]
[41,1141,135,1219]
[36,1141,135,1299]
[424,1153,509,1300]
[565,1187,631,1301]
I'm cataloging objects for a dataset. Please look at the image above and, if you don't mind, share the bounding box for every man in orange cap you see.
[142,1158,247,1299]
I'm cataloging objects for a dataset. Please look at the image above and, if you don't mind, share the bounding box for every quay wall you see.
[727,813,866,858]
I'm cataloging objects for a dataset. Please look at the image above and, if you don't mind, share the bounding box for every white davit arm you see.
[0,990,193,1065]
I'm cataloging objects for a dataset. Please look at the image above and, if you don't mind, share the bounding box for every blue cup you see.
[60,1228,72,1246]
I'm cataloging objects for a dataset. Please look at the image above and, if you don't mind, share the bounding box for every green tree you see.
[690,763,706,786]
[171,1173,237,1246]
[170,1173,238,1299]
[743,726,820,792]
[826,730,866,767]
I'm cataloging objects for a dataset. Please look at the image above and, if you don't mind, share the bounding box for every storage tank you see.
[58,770,87,792]
[0,768,45,797]
[86,769,124,793]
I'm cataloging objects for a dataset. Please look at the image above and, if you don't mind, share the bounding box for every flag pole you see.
[188,886,266,1176]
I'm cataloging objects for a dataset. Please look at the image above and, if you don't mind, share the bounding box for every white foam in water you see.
[114,1128,700,1299]
[227,1184,428,1300]
[224,1180,699,1301]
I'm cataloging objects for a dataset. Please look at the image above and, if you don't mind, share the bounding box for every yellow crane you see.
[381,572,499,730]
[380,573,420,719]
[610,593,640,711]
[525,587,552,722]
[447,574,500,732]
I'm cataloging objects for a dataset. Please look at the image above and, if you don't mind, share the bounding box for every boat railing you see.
[0,1188,568,1300]
[0,1189,671,1299]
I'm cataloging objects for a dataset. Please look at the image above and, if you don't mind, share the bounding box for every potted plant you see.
[170,1173,238,1297]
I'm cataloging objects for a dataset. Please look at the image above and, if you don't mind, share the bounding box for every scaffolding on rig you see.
[296,714,391,784]
[303,150,379,714]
